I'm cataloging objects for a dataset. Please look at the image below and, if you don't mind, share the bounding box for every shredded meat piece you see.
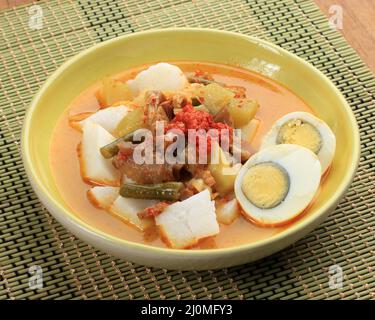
[113,156,177,184]
[137,202,170,218]
[160,100,175,120]
[196,168,216,188]
[113,144,190,184]
[153,106,169,133]
[184,164,216,188]
[145,90,166,107]
[144,90,169,133]
[172,94,188,109]
[160,93,189,120]
[179,184,196,200]
[112,142,137,168]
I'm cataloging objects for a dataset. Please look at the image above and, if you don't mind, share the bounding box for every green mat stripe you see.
[0,0,374,300]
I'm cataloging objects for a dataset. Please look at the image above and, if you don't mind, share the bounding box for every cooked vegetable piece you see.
[96,77,132,107]
[231,139,254,162]
[240,118,260,144]
[100,129,145,159]
[188,178,206,193]
[182,178,213,199]
[115,107,146,137]
[155,189,219,249]
[216,198,240,225]
[132,92,147,106]
[209,142,241,196]
[203,83,235,114]
[187,76,216,85]
[191,97,202,106]
[193,105,210,113]
[120,182,184,201]
[189,84,205,100]
[213,106,234,126]
[227,98,259,128]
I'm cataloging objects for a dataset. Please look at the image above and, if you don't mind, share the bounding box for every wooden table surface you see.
[1,0,374,74]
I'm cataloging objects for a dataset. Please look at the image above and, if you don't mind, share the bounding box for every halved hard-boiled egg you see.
[235,144,321,227]
[261,112,336,174]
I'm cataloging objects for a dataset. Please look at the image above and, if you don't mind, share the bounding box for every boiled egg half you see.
[234,144,321,227]
[261,112,336,174]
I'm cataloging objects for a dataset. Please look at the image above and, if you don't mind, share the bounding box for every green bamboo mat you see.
[0,0,374,300]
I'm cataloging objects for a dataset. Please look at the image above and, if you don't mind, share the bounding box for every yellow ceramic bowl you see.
[22,28,360,270]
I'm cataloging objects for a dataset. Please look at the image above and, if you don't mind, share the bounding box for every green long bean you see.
[100,132,135,158]
[120,182,184,201]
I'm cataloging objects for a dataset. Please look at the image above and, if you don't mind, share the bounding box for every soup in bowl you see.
[22,29,359,270]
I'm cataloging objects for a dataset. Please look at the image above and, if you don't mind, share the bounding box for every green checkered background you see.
[0,0,374,299]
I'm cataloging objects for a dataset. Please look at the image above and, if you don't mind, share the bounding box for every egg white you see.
[235,144,321,226]
[261,112,336,174]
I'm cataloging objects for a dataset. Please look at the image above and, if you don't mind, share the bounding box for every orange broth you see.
[50,62,313,249]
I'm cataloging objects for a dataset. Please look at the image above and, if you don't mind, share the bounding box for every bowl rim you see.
[21,27,360,258]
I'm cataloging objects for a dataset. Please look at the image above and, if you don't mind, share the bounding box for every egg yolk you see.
[241,162,290,209]
[276,119,322,154]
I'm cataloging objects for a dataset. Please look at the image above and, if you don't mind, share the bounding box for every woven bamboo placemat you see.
[0,0,374,300]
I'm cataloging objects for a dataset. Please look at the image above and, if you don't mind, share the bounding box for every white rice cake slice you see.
[215,198,240,225]
[79,121,120,186]
[155,189,219,249]
[127,63,187,96]
[87,186,119,209]
[72,105,130,134]
[109,196,158,231]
